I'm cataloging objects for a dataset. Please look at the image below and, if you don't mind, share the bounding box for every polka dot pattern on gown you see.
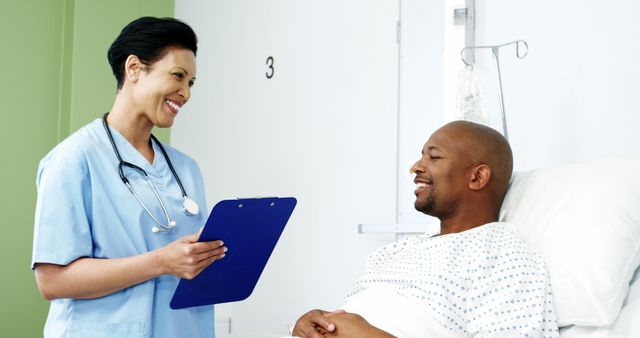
[346,222,559,337]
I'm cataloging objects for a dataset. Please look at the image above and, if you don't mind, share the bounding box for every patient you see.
[292,121,559,338]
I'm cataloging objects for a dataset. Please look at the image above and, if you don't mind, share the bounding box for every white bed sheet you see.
[341,286,456,338]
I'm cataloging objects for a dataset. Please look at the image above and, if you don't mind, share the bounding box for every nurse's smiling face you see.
[128,47,197,128]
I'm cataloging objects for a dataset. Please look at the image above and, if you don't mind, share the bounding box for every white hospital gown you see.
[345,222,559,337]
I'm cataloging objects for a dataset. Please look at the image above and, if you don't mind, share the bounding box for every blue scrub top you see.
[32,119,215,338]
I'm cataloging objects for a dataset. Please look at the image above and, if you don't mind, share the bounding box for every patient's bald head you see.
[411,120,513,231]
[444,120,513,202]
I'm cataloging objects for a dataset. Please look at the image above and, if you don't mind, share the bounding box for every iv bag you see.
[456,65,489,125]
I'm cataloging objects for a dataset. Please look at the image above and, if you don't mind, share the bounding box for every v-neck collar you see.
[104,122,162,174]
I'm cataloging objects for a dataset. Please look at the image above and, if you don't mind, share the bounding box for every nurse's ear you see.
[124,55,142,83]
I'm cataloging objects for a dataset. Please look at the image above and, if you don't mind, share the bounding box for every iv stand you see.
[460,40,528,140]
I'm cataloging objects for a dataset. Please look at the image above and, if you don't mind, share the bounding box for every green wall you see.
[68,0,174,139]
[0,1,66,335]
[0,0,174,336]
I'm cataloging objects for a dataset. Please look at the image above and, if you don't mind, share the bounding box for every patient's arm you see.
[324,312,396,338]
[292,309,338,338]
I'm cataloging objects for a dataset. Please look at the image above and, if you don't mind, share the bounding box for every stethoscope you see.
[102,113,200,233]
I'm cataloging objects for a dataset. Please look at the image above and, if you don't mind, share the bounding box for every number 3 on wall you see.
[266,56,274,79]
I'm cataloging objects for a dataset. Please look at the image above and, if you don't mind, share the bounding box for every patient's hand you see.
[292,309,341,338]
[324,312,396,338]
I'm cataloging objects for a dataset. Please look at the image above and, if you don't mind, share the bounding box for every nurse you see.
[31,17,226,337]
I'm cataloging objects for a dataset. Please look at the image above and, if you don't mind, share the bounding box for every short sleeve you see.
[465,253,559,337]
[32,144,93,269]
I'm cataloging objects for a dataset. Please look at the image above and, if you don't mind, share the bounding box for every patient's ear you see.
[469,164,491,191]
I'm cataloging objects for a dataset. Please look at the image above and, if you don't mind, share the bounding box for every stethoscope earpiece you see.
[152,221,176,233]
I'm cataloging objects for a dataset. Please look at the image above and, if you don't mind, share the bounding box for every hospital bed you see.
[500,158,640,337]
[223,158,640,337]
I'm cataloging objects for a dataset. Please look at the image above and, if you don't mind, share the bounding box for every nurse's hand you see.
[157,230,226,280]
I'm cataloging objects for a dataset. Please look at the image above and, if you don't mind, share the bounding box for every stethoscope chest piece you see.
[183,196,200,216]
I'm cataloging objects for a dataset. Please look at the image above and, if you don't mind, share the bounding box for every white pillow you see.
[500,158,640,327]
[559,266,640,337]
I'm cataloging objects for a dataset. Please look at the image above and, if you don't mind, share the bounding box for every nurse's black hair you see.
[107,16,198,89]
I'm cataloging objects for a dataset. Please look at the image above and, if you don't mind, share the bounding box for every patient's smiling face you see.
[410,124,475,218]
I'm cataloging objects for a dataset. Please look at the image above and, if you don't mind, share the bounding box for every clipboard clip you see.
[236,196,280,208]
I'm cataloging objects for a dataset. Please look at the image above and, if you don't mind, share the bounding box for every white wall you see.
[397,0,640,221]
[396,0,445,226]
[172,0,640,335]
[173,0,399,335]
[476,0,640,170]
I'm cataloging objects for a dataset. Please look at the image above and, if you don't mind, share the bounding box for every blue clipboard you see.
[170,197,297,309]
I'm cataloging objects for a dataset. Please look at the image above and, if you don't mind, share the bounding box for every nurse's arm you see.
[34,231,226,300]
